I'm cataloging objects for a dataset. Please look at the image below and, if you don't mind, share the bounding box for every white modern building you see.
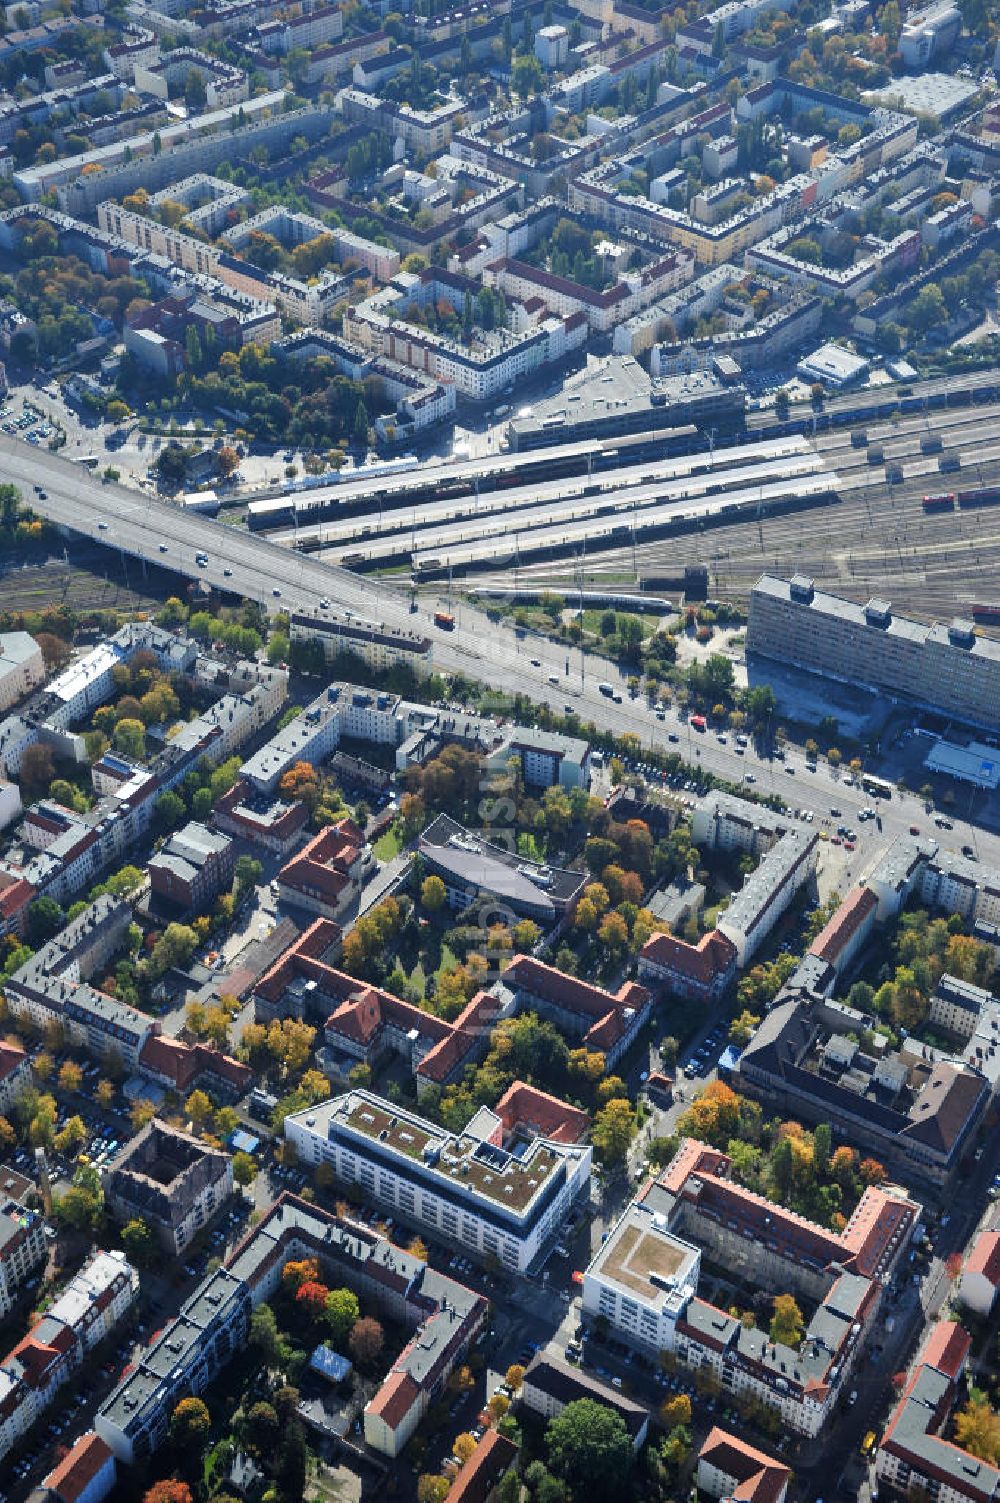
[0,633,44,713]
[284,1089,592,1273]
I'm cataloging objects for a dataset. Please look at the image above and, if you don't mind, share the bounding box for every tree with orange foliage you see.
[296,1280,331,1320]
[677,1080,741,1147]
[278,760,320,809]
[143,1483,193,1503]
[282,1257,320,1294]
[828,1145,858,1187]
[859,1157,886,1186]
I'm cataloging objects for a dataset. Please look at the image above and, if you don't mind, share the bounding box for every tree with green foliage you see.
[546,1399,634,1500]
[325,1286,360,1344]
[26,896,65,947]
[121,1218,156,1266]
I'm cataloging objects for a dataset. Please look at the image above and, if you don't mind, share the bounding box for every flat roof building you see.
[96,1194,486,1465]
[283,1088,591,1274]
[748,573,1000,731]
[419,814,586,923]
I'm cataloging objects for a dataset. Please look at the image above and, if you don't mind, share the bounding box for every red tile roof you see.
[277,818,366,905]
[494,1081,591,1144]
[368,1369,421,1431]
[640,927,737,986]
[0,876,34,922]
[43,1433,113,1503]
[660,1138,917,1279]
[809,886,877,964]
[447,1430,518,1503]
[699,1426,790,1503]
[502,954,649,1023]
[0,1041,27,1081]
[137,1033,250,1093]
[965,1230,1000,1286]
[921,1320,972,1382]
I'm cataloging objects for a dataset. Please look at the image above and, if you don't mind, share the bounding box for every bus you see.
[860,773,893,799]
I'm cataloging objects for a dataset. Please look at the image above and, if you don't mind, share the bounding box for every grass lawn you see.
[374,823,403,861]
[434,941,460,980]
[580,608,655,641]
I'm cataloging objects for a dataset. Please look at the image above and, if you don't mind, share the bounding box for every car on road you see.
[272,587,281,597]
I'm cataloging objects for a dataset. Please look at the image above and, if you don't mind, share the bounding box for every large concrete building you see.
[737,991,988,1185]
[104,1121,233,1255]
[747,574,1000,731]
[284,1088,592,1274]
[96,1195,487,1465]
[583,1138,918,1437]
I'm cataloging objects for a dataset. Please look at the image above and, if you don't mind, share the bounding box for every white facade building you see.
[285,1090,592,1274]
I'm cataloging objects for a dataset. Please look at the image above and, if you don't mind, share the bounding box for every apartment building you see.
[496,954,651,1068]
[899,2,961,67]
[274,818,370,922]
[147,821,234,915]
[133,48,248,109]
[212,779,309,855]
[241,682,406,795]
[0,1042,30,1117]
[748,574,1000,731]
[338,87,464,155]
[96,1195,487,1463]
[41,1432,117,1503]
[105,1122,233,1256]
[715,828,818,966]
[0,1251,137,1462]
[519,1353,650,1448]
[25,100,331,215]
[4,897,250,1094]
[0,1196,46,1320]
[0,622,196,775]
[690,790,790,856]
[737,992,988,1184]
[290,611,433,676]
[486,726,591,791]
[583,1139,917,1436]
[697,1430,791,1503]
[284,1089,592,1274]
[482,249,694,336]
[252,916,493,1089]
[876,1323,1000,1503]
[807,885,878,980]
[342,269,588,403]
[638,927,738,1003]
[0,633,44,714]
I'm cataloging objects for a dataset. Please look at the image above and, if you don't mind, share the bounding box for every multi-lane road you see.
[9,432,1000,871]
